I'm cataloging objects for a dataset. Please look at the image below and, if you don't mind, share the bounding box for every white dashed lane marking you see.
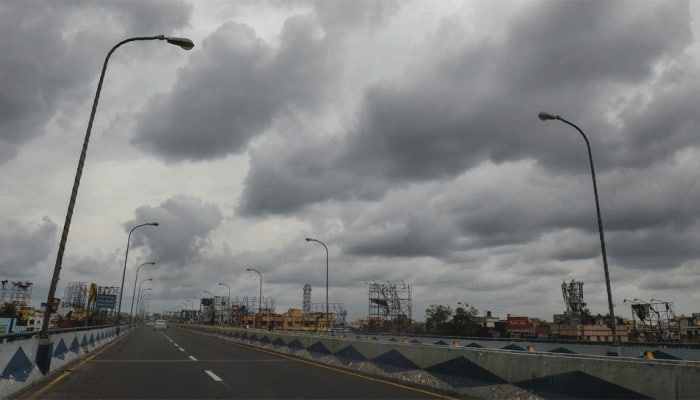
[205,370,223,382]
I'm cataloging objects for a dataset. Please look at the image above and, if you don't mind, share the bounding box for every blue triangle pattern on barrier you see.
[549,347,577,354]
[426,356,507,388]
[502,344,526,351]
[371,349,419,374]
[515,370,651,399]
[88,334,95,346]
[69,337,80,353]
[260,335,271,344]
[287,339,305,350]
[307,341,331,358]
[2,347,33,382]
[465,342,484,348]
[434,340,449,346]
[272,337,286,347]
[334,345,367,365]
[651,350,680,360]
[410,339,422,344]
[81,335,89,349]
[53,338,68,360]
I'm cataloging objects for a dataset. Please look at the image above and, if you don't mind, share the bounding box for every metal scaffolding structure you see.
[303,284,312,316]
[308,302,346,327]
[626,298,679,342]
[368,281,412,331]
[239,296,276,316]
[0,280,33,305]
[561,280,590,316]
[63,282,89,310]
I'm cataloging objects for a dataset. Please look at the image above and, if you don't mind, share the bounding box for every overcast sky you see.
[1,0,699,323]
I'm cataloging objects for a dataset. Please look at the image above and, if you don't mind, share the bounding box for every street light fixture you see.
[219,283,230,327]
[246,268,262,327]
[37,35,193,373]
[306,237,329,330]
[538,111,618,345]
[116,222,159,332]
[129,262,155,326]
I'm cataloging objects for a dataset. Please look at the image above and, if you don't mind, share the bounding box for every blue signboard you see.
[95,294,117,309]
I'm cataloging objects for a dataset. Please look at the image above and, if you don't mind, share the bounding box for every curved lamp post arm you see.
[117,222,158,328]
[129,262,155,325]
[306,238,329,327]
[40,35,193,345]
[538,111,617,345]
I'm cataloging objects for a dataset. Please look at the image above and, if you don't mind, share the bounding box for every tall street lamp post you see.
[305,238,329,330]
[135,281,152,323]
[37,35,194,373]
[116,222,159,333]
[139,292,152,320]
[129,262,155,326]
[219,283,230,327]
[538,111,618,345]
[246,268,262,328]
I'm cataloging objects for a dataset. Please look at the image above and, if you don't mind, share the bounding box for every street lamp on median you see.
[38,36,193,367]
[135,281,152,323]
[219,283,230,327]
[306,237,329,329]
[129,262,155,326]
[246,268,262,327]
[116,222,159,333]
[139,291,151,320]
[538,111,618,345]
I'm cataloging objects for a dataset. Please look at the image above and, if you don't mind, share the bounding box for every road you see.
[16,326,452,399]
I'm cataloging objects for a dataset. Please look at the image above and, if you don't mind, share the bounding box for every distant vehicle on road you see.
[153,319,167,330]
[145,321,154,327]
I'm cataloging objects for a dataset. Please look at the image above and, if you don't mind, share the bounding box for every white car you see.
[153,319,167,330]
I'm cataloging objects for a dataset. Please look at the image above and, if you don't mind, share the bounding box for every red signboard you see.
[507,316,530,332]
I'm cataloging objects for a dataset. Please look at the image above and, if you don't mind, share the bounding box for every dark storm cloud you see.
[341,0,695,179]
[101,0,192,35]
[236,136,385,216]
[0,217,56,276]
[126,195,222,266]
[239,0,695,220]
[343,212,456,258]
[0,2,88,164]
[0,0,191,165]
[499,1,691,92]
[133,15,339,161]
[313,0,399,33]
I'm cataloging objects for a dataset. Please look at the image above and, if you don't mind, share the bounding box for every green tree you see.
[451,302,480,336]
[425,304,453,335]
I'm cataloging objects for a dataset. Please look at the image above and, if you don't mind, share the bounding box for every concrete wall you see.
[0,325,125,399]
[188,325,700,399]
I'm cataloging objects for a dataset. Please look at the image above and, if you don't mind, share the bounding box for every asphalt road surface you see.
[15,326,453,399]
